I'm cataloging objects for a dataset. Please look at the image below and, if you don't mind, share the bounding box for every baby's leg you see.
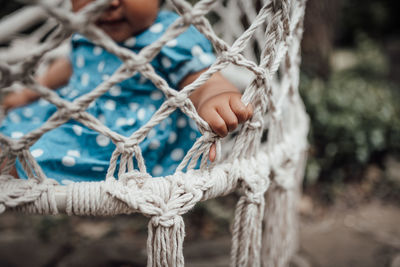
[9,166,18,178]
[0,150,19,178]
[0,162,19,178]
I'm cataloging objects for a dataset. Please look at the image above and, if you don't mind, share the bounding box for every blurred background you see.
[0,0,399,266]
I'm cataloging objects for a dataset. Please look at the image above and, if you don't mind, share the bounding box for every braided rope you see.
[0,0,308,266]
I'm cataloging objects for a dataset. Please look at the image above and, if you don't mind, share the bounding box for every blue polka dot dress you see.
[0,11,216,184]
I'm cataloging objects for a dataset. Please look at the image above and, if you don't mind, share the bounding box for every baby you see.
[1,0,252,182]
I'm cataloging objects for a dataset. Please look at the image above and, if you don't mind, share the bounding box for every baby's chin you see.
[106,31,132,43]
[98,23,135,43]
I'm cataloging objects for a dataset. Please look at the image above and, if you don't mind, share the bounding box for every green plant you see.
[301,39,400,184]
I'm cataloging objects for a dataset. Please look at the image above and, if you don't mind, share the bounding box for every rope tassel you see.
[230,193,265,267]
[147,215,185,267]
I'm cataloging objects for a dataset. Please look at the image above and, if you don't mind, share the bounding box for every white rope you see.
[0,6,47,44]
[0,0,309,266]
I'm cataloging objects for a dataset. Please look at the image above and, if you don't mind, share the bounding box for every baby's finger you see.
[203,108,228,137]
[229,95,249,123]
[216,103,238,132]
[209,143,216,162]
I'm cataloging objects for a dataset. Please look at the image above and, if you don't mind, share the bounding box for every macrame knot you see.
[220,50,240,64]
[60,104,82,118]
[252,66,268,81]
[202,130,217,142]
[116,141,135,155]
[151,213,180,228]
[243,191,264,205]
[0,175,14,213]
[36,177,59,188]
[123,170,152,182]
[181,11,197,26]
[69,14,88,31]
[174,92,189,108]
[126,57,147,71]
[9,143,26,156]
[231,171,268,267]
[247,120,263,130]
[0,174,58,214]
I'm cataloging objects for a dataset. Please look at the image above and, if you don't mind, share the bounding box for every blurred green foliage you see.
[339,0,399,45]
[301,37,400,184]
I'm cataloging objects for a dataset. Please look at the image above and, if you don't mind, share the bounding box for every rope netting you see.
[0,0,308,266]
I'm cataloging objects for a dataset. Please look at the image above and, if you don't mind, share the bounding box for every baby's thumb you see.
[209,143,216,162]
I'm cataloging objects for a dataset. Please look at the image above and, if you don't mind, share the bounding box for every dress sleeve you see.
[157,22,216,89]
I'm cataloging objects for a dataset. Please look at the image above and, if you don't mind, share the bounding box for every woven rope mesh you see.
[0,0,308,266]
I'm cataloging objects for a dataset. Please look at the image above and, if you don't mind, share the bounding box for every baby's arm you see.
[2,57,72,111]
[180,71,253,161]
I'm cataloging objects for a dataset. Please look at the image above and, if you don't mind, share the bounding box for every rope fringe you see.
[231,195,265,267]
[147,215,185,267]
[0,0,309,266]
[230,167,269,267]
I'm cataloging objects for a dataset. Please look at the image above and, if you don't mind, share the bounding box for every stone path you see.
[0,200,399,267]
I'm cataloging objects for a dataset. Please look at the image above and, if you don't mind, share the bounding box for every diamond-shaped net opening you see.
[0,0,308,266]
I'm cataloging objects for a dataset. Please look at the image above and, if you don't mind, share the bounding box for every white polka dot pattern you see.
[152,165,163,176]
[31,149,44,158]
[67,150,81,158]
[81,73,90,86]
[1,11,218,182]
[148,129,156,139]
[149,23,163,33]
[38,99,49,106]
[109,85,121,96]
[97,61,105,72]
[191,45,203,56]
[161,57,172,68]
[96,134,110,147]
[104,100,116,110]
[124,37,136,47]
[11,132,23,139]
[177,117,187,128]
[150,91,163,101]
[22,108,33,118]
[129,103,139,111]
[76,55,85,68]
[62,156,75,167]
[171,148,184,161]
[168,132,177,144]
[9,113,21,123]
[137,108,146,121]
[73,125,83,136]
[91,166,104,172]
[149,140,160,150]
[200,54,213,65]
[93,46,103,55]
[166,39,178,47]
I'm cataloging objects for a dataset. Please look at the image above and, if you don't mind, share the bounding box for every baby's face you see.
[71,0,159,42]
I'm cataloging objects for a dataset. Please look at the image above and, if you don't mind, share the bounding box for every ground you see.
[0,189,399,267]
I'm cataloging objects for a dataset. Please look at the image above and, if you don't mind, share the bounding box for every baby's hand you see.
[1,57,72,112]
[181,71,253,162]
[197,91,253,137]
[196,91,253,162]
[1,90,36,112]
